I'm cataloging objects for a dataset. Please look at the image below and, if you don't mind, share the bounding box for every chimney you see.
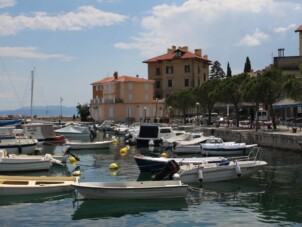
[113,71,118,79]
[167,48,172,54]
[172,45,176,51]
[278,48,285,57]
[180,46,188,51]
[295,24,302,56]
[195,49,202,56]
[203,55,208,60]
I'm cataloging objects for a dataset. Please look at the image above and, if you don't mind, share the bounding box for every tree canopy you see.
[210,61,226,79]
[244,57,252,73]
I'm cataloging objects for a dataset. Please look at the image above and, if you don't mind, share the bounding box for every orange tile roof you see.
[143,47,211,63]
[295,25,302,32]
[91,75,154,85]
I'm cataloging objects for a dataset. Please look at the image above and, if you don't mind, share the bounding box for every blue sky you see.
[0,0,301,112]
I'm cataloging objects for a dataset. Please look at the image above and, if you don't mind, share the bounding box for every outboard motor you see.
[152,160,180,181]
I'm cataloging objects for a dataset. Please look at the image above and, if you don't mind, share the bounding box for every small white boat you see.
[0,126,39,154]
[174,148,267,183]
[66,140,112,150]
[201,136,258,156]
[73,180,188,199]
[55,125,90,140]
[134,155,229,173]
[0,149,63,172]
[0,175,78,195]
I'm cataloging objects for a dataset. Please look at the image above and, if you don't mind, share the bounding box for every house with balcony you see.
[90,72,165,123]
[143,46,212,99]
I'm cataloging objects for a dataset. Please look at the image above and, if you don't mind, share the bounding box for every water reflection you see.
[71,198,188,220]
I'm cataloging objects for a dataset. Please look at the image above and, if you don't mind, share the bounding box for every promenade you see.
[201,123,302,151]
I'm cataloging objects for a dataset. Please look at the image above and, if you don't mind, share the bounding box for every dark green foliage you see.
[244,57,252,73]
[76,103,90,121]
[210,61,226,79]
[227,62,232,77]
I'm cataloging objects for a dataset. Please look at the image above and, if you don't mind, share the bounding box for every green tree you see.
[284,75,302,101]
[165,88,195,120]
[227,62,232,77]
[257,68,284,129]
[210,61,225,79]
[193,78,221,125]
[76,103,90,121]
[216,73,248,127]
[244,57,252,73]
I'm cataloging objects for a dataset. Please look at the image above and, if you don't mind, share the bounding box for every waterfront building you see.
[143,46,212,99]
[273,24,302,78]
[90,72,164,123]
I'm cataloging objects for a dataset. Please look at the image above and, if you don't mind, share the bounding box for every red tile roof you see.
[91,75,154,85]
[143,47,211,63]
[295,25,302,32]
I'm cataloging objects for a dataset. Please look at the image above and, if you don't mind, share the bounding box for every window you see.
[128,93,133,101]
[175,51,182,57]
[156,80,160,89]
[198,65,200,74]
[204,73,206,81]
[128,83,133,90]
[184,79,189,87]
[144,83,149,89]
[184,65,190,73]
[145,94,149,101]
[166,66,174,74]
[156,67,160,76]
[168,80,172,88]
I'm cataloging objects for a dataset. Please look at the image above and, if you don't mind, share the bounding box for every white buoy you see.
[235,163,241,177]
[198,168,203,182]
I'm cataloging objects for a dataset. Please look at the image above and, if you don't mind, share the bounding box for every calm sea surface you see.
[1,133,302,227]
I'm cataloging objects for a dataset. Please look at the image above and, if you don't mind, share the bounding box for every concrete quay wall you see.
[202,127,302,151]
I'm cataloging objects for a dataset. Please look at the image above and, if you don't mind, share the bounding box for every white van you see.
[255,110,269,121]
[200,113,220,125]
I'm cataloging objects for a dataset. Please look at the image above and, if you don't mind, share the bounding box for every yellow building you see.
[143,46,212,99]
[90,72,164,122]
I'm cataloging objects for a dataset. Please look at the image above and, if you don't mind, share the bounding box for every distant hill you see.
[0,106,77,117]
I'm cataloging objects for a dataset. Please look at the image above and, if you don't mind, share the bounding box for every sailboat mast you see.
[30,68,35,120]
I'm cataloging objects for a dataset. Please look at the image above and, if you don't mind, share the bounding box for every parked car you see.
[200,113,221,125]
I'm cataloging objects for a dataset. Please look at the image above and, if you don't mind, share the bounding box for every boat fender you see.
[173,173,180,180]
[198,168,203,182]
[235,163,241,177]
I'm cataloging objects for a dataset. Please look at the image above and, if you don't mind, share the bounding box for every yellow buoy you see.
[119,148,127,156]
[161,152,168,158]
[69,156,77,163]
[109,169,118,176]
[109,163,118,170]
[126,145,130,150]
[112,138,118,143]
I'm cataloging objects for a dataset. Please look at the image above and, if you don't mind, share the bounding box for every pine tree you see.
[210,61,226,79]
[227,62,232,77]
[244,57,252,73]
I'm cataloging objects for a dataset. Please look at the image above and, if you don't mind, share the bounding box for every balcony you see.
[90,98,124,105]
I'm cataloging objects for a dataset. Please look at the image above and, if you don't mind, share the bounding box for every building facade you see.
[273,24,302,78]
[90,72,165,122]
[143,46,212,99]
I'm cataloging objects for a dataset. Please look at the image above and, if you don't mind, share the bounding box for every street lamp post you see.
[196,102,200,125]
[154,98,158,122]
[169,106,172,124]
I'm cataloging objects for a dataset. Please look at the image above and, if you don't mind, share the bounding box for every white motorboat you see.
[174,148,267,183]
[73,180,188,199]
[0,149,63,172]
[66,140,112,150]
[134,155,229,173]
[172,135,210,154]
[0,175,78,195]
[201,136,258,156]
[0,126,38,154]
[55,125,90,140]
[136,124,178,147]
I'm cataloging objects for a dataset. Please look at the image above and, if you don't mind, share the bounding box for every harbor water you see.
[0,133,302,227]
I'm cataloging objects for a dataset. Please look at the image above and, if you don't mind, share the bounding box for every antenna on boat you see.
[30,67,35,120]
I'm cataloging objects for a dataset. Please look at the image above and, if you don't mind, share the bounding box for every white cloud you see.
[114,0,301,57]
[0,0,15,8]
[0,5,128,35]
[239,29,270,46]
[0,46,74,60]
[274,24,297,33]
